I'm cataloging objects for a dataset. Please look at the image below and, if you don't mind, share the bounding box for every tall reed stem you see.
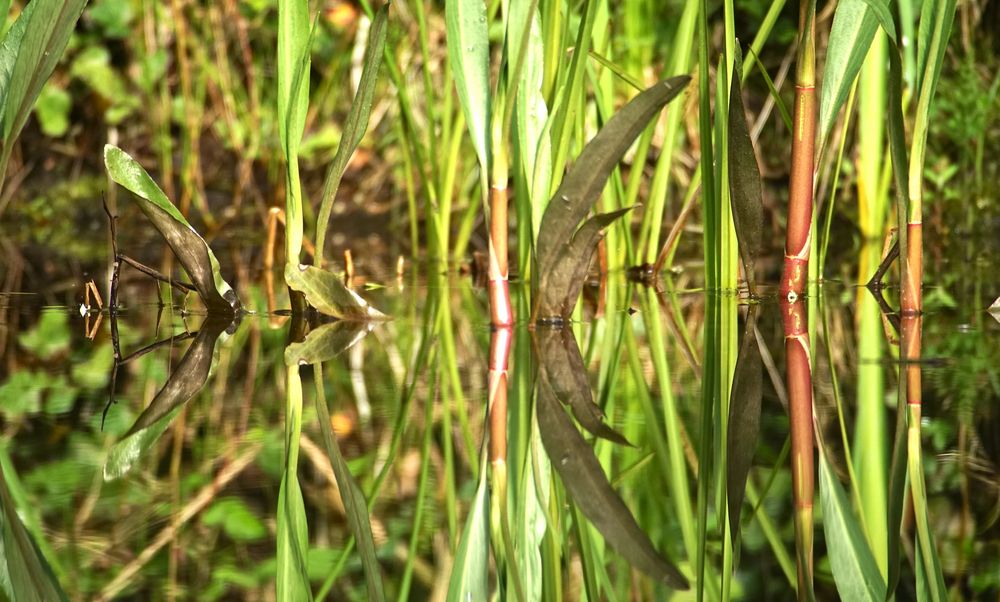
[489,183,513,326]
[783,297,814,600]
[781,0,816,298]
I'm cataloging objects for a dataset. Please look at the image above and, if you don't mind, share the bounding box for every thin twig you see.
[120,255,197,293]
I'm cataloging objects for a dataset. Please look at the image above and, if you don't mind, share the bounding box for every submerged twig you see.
[866,229,900,290]
[103,193,122,362]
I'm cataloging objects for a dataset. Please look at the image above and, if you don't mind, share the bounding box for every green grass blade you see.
[103,145,239,312]
[446,0,492,175]
[819,453,887,601]
[277,365,312,602]
[315,4,388,266]
[727,46,764,295]
[817,0,885,149]
[284,264,387,321]
[447,467,491,601]
[277,0,309,154]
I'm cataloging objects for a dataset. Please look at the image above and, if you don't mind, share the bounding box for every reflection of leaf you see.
[537,328,629,445]
[535,207,633,320]
[103,317,232,480]
[535,330,687,589]
[534,76,689,320]
[728,47,764,296]
[990,297,999,322]
[725,305,762,558]
[0,460,68,601]
[104,145,239,313]
[285,264,387,321]
[284,321,374,366]
[819,453,886,601]
[447,469,490,600]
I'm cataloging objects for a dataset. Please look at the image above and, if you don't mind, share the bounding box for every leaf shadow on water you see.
[532,326,689,590]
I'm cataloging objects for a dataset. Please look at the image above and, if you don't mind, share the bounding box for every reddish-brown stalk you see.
[488,325,513,468]
[781,2,816,299]
[489,184,513,327]
[901,224,922,316]
[783,297,814,599]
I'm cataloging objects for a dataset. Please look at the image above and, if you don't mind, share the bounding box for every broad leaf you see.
[728,47,764,296]
[447,468,490,601]
[0,0,87,179]
[818,0,883,150]
[104,317,232,480]
[284,321,375,366]
[0,461,67,602]
[446,0,491,174]
[535,329,688,589]
[284,264,387,321]
[819,453,886,602]
[104,145,239,313]
[725,306,761,557]
[536,327,629,445]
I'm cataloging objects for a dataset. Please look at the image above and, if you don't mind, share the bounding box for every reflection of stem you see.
[488,326,512,468]
[782,297,814,599]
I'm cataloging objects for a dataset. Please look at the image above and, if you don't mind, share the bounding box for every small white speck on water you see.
[79,304,88,317]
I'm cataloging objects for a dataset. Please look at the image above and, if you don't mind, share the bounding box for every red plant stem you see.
[488,325,513,466]
[489,184,513,327]
[782,296,814,598]
[901,223,922,316]
[902,312,922,407]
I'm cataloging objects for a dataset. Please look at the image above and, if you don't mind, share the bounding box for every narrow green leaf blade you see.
[727,48,764,295]
[284,264,387,321]
[277,0,310,155]
[446,0,491,173]
[103,145,239,312]
[536,76,689,277]
[819,453,886,602]
[447,471,490,601]
[277,366,312,602]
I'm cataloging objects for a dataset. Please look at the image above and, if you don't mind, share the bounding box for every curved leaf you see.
[535,76,689,278]
[103,317,232,480]
[819,453,886,602]
[284,264,387,321]
[103,145,239,313]
[284,321,375,366]
[728,47,764,296]
[447,469,490,601]
[446,0,491,173]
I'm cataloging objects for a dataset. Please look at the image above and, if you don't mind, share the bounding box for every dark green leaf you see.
[727,47,764,296]
[284,264,387,321]
[536,76,689,282]
[819,453,886,602]
[725,306,761,557]
[284,322,375,366]
[104,145,239,313]
[103,317,232,480]
[536,331,688,589]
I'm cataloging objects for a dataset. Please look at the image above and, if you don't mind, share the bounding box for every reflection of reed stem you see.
[488,326,513,465]
[782,297,814,600]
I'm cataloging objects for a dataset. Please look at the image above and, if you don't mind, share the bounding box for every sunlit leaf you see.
[536,330,688,589]
[446,0,491,174]
[725,306,761,557]
[285,264,387,321]
[817,0,882,150]
[537,327,629,445]
[0,461,67,602]
[447,469,490,601]
[819,453,886,602]
[728,46,764,296]
[990,297,1000,323]
[284,321,375,366]
[103,145,240,313]
[103,317,232,480]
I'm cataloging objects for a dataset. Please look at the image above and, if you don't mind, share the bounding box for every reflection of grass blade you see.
[818,451,886,601]
[535,371,687,589]
[727,47,764,296]
[0,457,68,602]
[104,145,239,312]
[277,365,312,601]
[285,264,387,321]
[314,4,389,266]
[725,306,761,557]
[104,318,231,480]
[447,464,490,601]
[313,365,384,601]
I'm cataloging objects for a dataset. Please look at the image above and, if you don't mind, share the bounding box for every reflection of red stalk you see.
[489,185,513,327]
[488,326,513,466]
[902,312,921,409]
[782,297,814,597]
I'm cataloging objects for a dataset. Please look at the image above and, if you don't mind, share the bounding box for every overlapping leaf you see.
[285,264,387,321]
[104,145,239,313]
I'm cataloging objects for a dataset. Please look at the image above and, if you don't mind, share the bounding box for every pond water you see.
[1,220,1000,600]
